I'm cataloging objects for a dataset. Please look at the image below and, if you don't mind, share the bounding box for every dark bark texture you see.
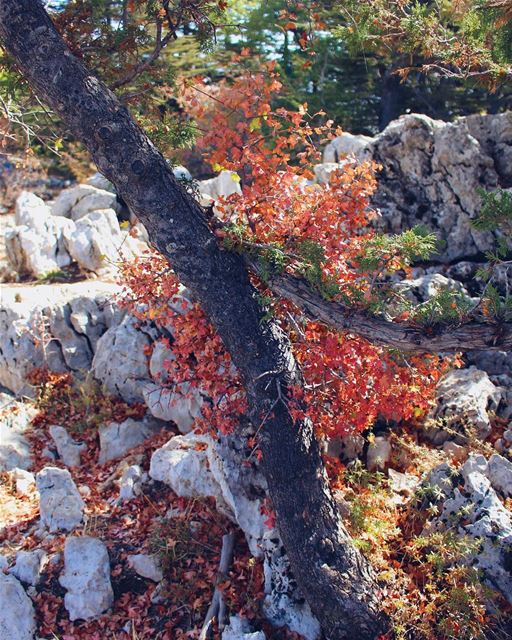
[0,1,388,638]
[260,268,512,353]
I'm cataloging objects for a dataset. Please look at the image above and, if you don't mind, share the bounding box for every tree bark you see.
[259,268,512,353]
[0,2,388,638]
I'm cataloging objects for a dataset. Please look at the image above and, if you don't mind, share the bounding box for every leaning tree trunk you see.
[0,1,388,638]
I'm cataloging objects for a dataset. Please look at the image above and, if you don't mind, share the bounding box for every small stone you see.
[59,536,113,621]
[12,468,36,496]
[49,425,86,467]
[0,573,37,640]
[442,441,467,462]
[127,554,163,582]
[326,434,364,462]
[10,549,47,586]
[78,485,91,497]
[118,465,145,501]
[388,469,419,496]
[36,467,85,532]
[366,436,392,471]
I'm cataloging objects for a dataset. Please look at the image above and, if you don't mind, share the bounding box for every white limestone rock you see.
[98,415,165,465]
[425,455,512,604]
[388,469,419,496]
[6,213,74,278]
[127,553,163,582]
[12,468,36,496]
[323,132,372,163]
[0,281,122,396]
[0,394,35,471]
[367,114,504,263]
[222,616,266,640]
[86,173,116,192]
[65,208,129,272]
[0,573,37,640]
[150,433,220,498]
[150,432,267,558]
[92,314,151,403]
[487,453,512,498]
[59,536,113,621]
[10,549,47,586]
[36,467,85,532]
[198,170,242,201]
[429,367,501,444]
[142,382,202,433]
[52,184,119,219]
[118,464,146,501]
[49,425,86,467]
[313,162,347,185]
[325,433,364,461]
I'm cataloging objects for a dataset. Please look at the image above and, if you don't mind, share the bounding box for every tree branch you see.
[257,266,512,353]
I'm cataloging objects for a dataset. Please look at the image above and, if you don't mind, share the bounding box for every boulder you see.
[65,208,130,272]
[36,466,85,532]
[10,549,47,586]
[92,314,151,403]
[150,433,221,499]
[428,366,501,444]
[49,425,86,467]
[142,382,202,433]
[6,213,74,277]
[127,553,163,582]
[348,113,508,263]
[0,573,37,640]
[325,433,364,462]
[15,191,51,226]
[0,281,122,396]
[59,536,114,621]
[424,455,512,604]
[86,173,115,193]
[98,416,165,465]
[51,184,119,219]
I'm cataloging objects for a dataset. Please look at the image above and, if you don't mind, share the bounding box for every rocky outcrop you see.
[318,112,512,264]
[10,549,47,586]
[5,191,74,277]
[150,432,321,640]
[91,314,152,403]
[36,466,85,532]
[424,454,512,603]
[0,573,37,640]
[0,281,123,395]
[59,536,114,621]
[427,367,501,444]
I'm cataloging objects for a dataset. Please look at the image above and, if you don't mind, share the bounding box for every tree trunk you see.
[0,2,388,638]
